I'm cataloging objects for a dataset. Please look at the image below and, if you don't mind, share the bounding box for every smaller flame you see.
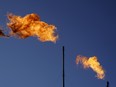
[7,13,58,42]
[76,55,105,79]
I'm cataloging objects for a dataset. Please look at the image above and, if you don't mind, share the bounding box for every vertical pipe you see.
[107,81,109,87]
[62,46,65,87]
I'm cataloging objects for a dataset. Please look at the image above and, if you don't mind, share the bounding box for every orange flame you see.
[7,13,58,42]
[76,55,105,79]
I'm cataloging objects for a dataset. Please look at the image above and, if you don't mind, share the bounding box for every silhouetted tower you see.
[107,81,109,87]
[62,46,65,87]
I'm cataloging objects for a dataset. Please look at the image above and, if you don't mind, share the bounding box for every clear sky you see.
[0,0,116,87]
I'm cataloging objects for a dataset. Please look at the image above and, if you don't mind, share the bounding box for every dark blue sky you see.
[0,0,116,87]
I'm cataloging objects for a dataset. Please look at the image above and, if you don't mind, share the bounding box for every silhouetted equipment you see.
[107,81,109,87]
[62,46,65,87]
[0,29,5,37]
[0,29,10,37]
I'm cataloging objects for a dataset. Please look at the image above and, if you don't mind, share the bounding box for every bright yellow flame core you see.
[7,13,58,42]
[76,55,105,79]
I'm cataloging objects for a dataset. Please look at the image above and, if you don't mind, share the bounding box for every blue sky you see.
[0,0,116,87]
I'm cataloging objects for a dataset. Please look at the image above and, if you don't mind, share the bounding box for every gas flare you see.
[7,13,58,42]
[76,55,105,79]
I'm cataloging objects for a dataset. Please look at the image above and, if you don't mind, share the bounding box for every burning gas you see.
[76,55,105,79]
[7,13,58,42]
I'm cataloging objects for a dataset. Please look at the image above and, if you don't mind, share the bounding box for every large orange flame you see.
[76,55,105,79]
[7,13,58,42]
